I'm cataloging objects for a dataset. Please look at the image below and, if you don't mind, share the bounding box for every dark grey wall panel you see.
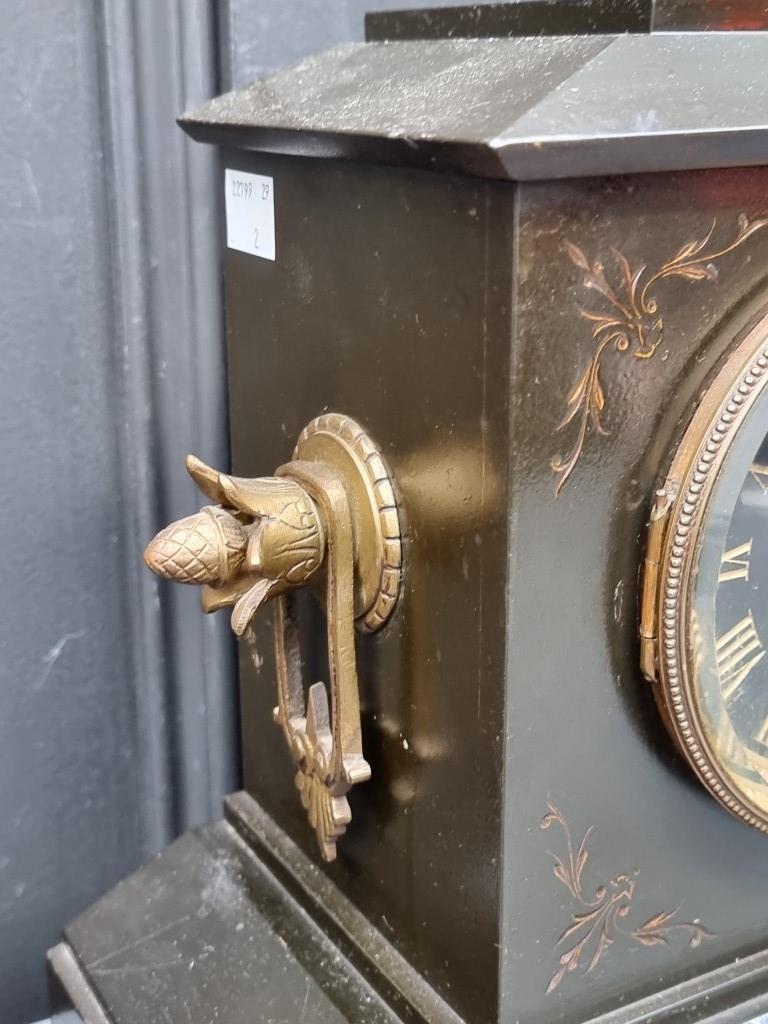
[0,0,234,1021]
[98,0,237,838]
[0,1,143,1020]
[220,0,500,86]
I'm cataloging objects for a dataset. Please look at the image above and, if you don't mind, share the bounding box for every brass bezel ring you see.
[656,315,768,832]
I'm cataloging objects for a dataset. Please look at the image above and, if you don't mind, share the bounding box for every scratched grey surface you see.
[186,32,768,180]
[63,822,399,1024]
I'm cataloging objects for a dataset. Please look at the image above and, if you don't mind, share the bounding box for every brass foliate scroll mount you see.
[143,413,403,860]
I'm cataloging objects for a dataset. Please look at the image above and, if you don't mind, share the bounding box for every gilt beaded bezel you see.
[657,320,768,832]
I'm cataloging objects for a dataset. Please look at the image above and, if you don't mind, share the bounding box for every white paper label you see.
[225,169,275,261]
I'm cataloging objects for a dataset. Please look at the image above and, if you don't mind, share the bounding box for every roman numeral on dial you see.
[750,463,768,495]
[754,717,768,746]
[718,539,753,583]
[716,611,766,700]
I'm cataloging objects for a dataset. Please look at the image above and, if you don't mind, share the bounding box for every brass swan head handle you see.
[144,454,325,636]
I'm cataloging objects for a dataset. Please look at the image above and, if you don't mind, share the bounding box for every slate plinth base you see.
[46,793,457,1024]
[48,793,768,1024]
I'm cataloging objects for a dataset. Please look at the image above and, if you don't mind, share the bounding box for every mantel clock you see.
[48,7,768,1024]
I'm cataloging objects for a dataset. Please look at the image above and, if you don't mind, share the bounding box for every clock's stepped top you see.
[179,32,768,181]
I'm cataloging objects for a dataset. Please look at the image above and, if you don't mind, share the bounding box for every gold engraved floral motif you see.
[541,803,712,994]
[551,214,768,495]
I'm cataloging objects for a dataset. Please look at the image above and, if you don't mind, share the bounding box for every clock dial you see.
[693,412,768,817]
[644,322,768,831]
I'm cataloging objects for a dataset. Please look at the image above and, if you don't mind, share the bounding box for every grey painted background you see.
[2,1,468,1020]
[1,2,146,1019]
[220,0,477,84]
[0,0,234,1018]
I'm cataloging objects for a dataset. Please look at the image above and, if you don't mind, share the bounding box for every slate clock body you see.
[48,9,768,1024]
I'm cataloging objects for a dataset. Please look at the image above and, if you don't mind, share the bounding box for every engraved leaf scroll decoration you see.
[540,803,713,994]
[552,214,768,495]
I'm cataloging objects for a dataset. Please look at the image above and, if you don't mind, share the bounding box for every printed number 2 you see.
[261,183,270,199]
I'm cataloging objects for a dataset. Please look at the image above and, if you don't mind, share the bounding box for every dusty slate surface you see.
[180,33,768,179]
[62,821,400,1024]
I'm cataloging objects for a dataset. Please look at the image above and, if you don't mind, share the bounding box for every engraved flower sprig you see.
[541,802,713,994]
[552,214,768,495]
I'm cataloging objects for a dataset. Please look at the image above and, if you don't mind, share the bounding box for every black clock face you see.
[692,391,768,817]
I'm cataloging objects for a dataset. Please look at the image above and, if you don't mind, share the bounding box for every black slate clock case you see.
[49,9,768,1024]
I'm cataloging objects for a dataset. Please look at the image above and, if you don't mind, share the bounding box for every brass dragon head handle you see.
[144,454,325,636]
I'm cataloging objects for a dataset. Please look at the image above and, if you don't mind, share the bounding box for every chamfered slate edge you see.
[223,792,464,1024]
[179,33,768,181]
[653,0,768,31]
[365,0,652,41]
[582,946,768,1024]
[48,943,112,1024]
[48,804,460,1024]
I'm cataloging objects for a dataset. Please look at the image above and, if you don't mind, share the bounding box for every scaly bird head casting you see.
[141,415,402,861]
[144,454,325,635]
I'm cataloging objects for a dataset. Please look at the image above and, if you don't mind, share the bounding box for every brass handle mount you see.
[144,413,403,860]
